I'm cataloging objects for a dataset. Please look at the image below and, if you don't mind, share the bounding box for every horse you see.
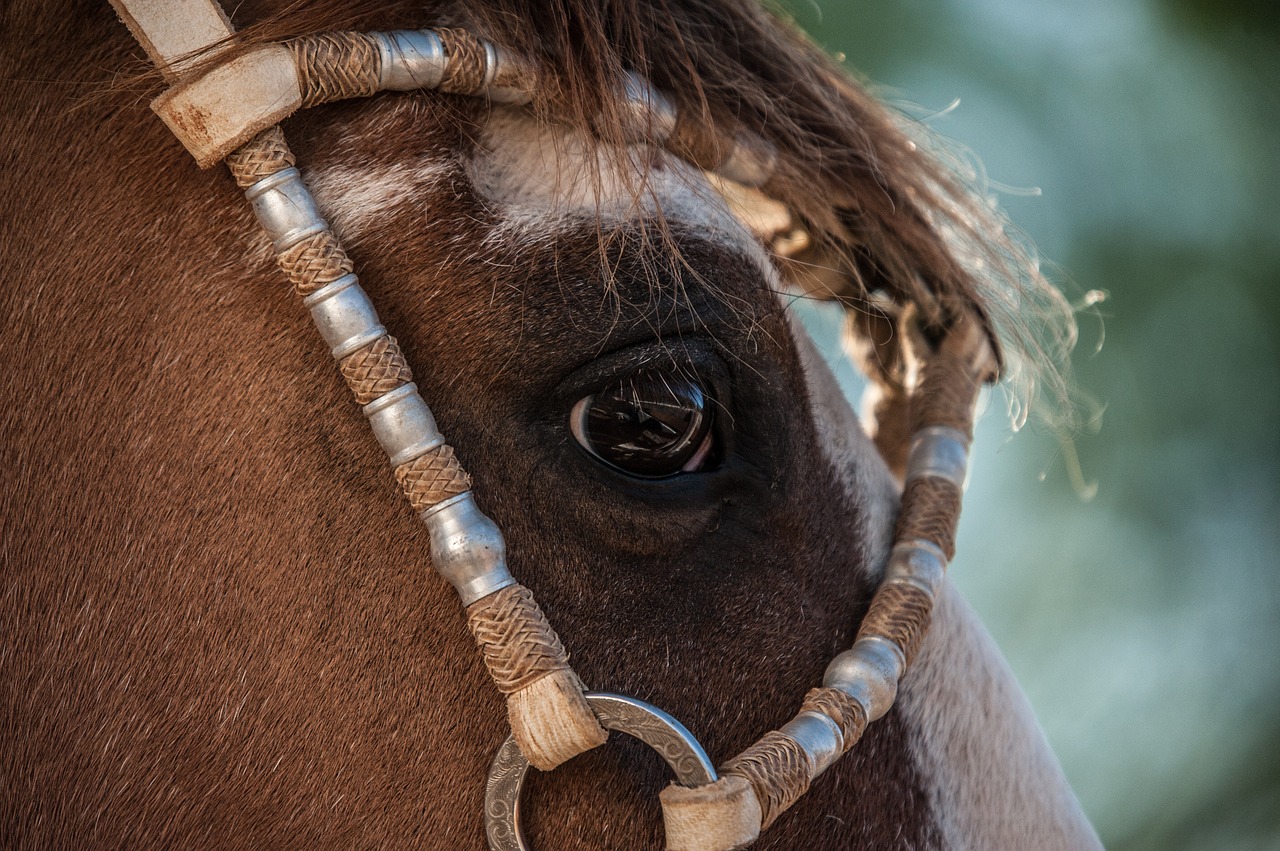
[0,0,1101,847]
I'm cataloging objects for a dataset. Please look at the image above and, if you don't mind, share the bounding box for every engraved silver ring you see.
[484,692,717,851]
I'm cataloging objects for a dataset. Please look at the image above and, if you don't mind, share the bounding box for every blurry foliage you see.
[1163,0,1280,39]
[786,0,1280,847]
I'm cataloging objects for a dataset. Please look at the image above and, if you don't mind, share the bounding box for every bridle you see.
[107,2,997,848]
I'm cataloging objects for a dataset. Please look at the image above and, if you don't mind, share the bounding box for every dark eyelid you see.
[545,336,728,420]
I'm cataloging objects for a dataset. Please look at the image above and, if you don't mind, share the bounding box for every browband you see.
[133,12,779,187]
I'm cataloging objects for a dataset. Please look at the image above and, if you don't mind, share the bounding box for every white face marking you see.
[471,107,763,256]
[303,106,773,281]
[305,160,453,243]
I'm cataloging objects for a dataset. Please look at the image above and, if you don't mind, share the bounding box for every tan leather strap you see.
[658,318,989,850]
[153,45,303,167]
[110,0,605,773]
[109,0,233,79]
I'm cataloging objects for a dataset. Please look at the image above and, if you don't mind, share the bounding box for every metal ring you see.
[882,538,948,599]
[823,636,905,722]
[422,491,515,606]
[486,43,534,105]
[243,167,329,251]
[362,382,445,468]
[779,710,844,776]
[484,693,717,851]
[377,29,446,91]
[242,166,299,201]
[418,490,472,520]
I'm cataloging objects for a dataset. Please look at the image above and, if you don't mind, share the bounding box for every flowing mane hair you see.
[125,0,1079,429]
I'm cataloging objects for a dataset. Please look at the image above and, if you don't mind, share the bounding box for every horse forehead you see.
[305,105,760,256]
[470,108,750,235]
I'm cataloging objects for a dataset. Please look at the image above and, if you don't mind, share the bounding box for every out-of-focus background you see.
[787,0,1280,847]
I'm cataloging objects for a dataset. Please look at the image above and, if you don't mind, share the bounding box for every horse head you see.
[1,1,1100,847]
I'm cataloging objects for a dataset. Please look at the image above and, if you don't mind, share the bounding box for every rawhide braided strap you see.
[660,321,993,849]
[232,121,610,772]
[111,0,606,773]
[108,2,1000,847]
[152,27,537,166]
[125,2,779,188]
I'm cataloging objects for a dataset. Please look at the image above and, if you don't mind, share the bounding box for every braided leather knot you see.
[436,28,489,95]
[912,319,991,437]
[857,583,933,665]
[895,476,962,559]
[275,230,355,296]
[466,585,572,694]
[339,336,413,404]
[290,32,382,108]
[724,731,812,830]
[394,445,471,512]
[799,688,868,753]
[225,126,295,187]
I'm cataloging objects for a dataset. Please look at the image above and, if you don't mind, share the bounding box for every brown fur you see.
[0,1,1062,847]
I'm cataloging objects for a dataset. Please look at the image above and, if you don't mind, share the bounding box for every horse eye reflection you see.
[569,371,716,479]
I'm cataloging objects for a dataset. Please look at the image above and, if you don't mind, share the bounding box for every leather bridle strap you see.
[658,323,990,849]
[152,29,535,166]
[110,0,233,81]
[114,1,778,188]
[107,0,609,772]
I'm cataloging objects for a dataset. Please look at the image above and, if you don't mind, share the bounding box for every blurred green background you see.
[787,0,1280,847]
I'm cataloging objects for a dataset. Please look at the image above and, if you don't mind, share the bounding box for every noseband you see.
[108,2,997,847]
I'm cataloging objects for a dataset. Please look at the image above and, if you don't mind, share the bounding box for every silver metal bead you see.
[363,383,445,468]
[618,72,677,144]
[717,132,777,188]
[823,636,906,722]
[486,43,534,105]
[421,492,516,606]
[306,278,387,359]
[481,40,498,90]
[375,30,446,91]
[301,272,358,309]
[905,425,970,488]
[862,633,908,673]
[243,167,327,251]
[779,711,844,777]
[882,539,948,599]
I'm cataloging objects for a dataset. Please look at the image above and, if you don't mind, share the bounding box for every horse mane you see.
[117,0,1078,428]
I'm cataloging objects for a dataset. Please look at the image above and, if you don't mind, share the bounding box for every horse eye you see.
[570,371,716,478]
